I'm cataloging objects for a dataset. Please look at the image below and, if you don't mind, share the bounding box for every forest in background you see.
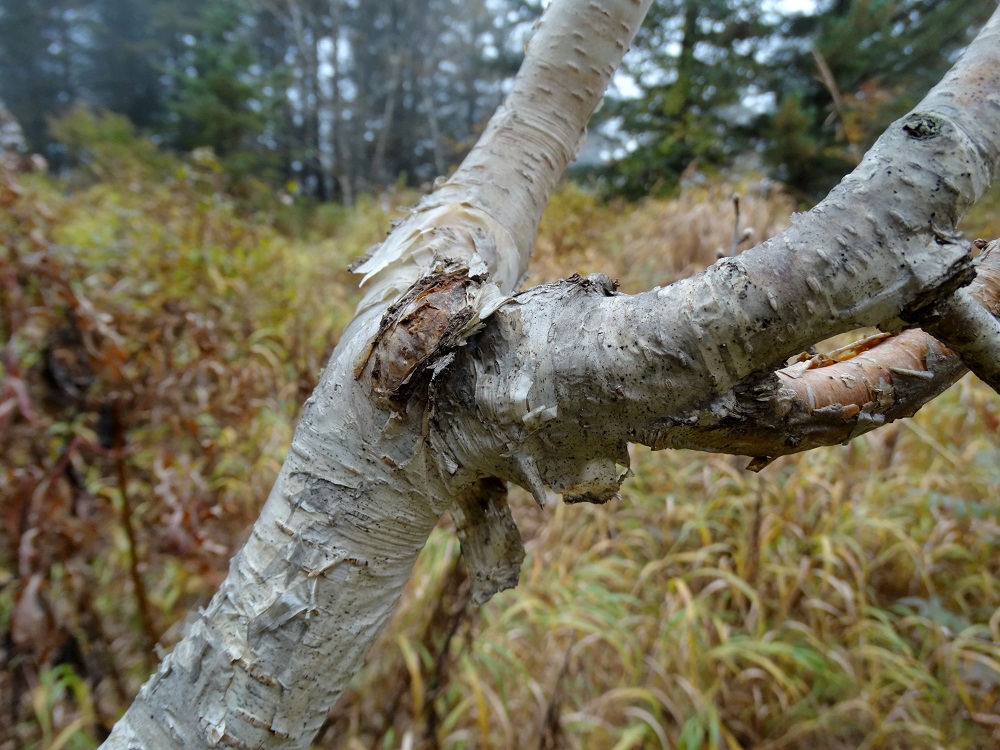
[2,1,1000,748]
[0,0,992,201]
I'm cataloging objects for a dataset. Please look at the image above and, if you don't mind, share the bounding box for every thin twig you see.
[111,403,158,660]
[811,46,863,164]
[730,193,742,256]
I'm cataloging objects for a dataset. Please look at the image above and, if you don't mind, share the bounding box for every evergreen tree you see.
[765,0,993,198]
[0,0,528,199]
[341,0,525,193]
[0,0,208,158]
[86,0,164,131]
[166,0,279,181]
[604,0,774,198]
[0,0,81,154]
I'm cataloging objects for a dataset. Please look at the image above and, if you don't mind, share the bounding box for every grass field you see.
[1,145,998,749]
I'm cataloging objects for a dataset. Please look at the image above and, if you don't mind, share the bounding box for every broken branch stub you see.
[450,477,525,605]
[905,243,1000,393]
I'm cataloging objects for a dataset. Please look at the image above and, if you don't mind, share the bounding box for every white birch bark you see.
[103,2,1000,748]
[102,1,654,747]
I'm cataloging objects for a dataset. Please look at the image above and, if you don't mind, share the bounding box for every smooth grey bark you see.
[103,2,1000,748]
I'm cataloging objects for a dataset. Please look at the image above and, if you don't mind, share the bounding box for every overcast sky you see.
[771,0,817,12]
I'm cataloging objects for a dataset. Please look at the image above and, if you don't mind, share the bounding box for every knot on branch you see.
[902,113,942,140]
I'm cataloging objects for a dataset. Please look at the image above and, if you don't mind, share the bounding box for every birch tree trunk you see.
[103,1,1000,747]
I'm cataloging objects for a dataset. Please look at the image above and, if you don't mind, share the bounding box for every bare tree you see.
[102,0,1000,747]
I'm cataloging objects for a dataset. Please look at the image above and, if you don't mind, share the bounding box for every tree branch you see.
[907,286,1000,392]
[431,5,1000,510]
[103,5,1000,748]
[642,243,1000,465]
[100,2,653,747]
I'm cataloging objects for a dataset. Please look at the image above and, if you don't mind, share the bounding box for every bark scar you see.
[356,266,478,405]
[902,113,942,140]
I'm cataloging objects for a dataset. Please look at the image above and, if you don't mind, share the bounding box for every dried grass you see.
[326,181,1000,749]
[2,168,997,749]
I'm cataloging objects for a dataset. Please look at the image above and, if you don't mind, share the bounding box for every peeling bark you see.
[908,286,1000,392]
[102,2,652,748]
[637,244,1000,464]
[103,3,1000,748]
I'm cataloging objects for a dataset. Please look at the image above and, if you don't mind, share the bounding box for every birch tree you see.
[103,0,1000,747]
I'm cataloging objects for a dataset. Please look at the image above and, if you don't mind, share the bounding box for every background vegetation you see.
[0,1,991,200]
[1,1,999,749]
[2,108,999,749]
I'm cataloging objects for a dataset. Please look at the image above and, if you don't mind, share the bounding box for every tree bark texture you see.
[102,1,653,747]
[103,2,1000,748]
